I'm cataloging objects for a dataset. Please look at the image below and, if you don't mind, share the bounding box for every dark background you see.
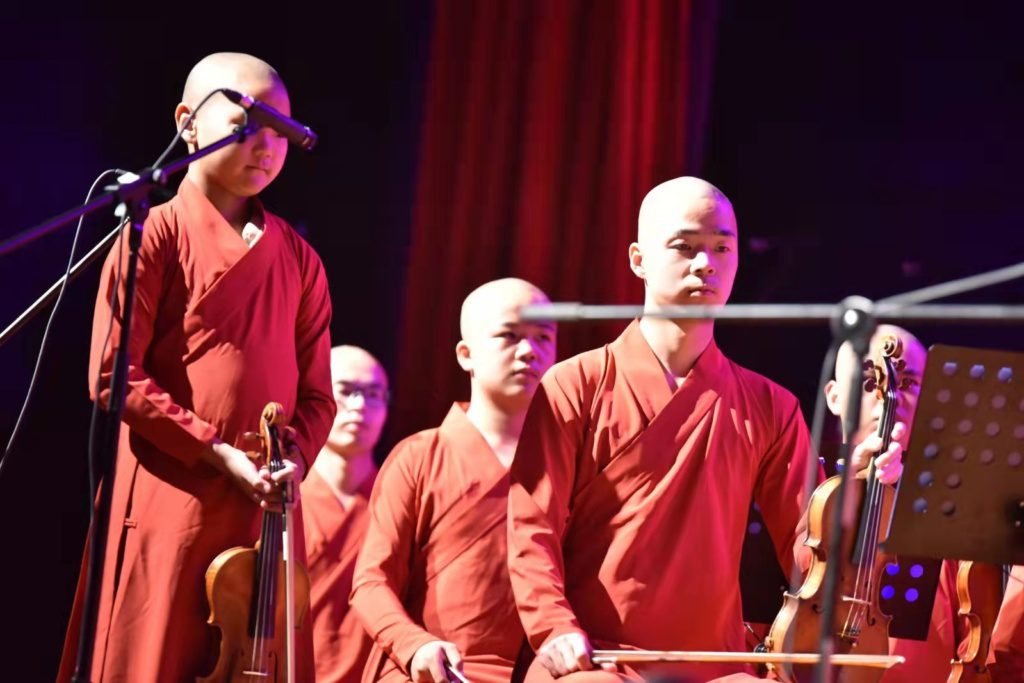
[1,4,1020,680]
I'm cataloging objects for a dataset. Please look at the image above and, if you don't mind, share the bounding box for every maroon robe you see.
[57,177,335,683]
[302,467,376,683]
[351,404,525,683]
[508,321,816,681]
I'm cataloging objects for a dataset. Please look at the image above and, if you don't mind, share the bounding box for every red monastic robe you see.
[507,321,816,682]
[989,564,1024,681]
[301,466,377,683]
[57,178,335,683]
[350,404,525,683]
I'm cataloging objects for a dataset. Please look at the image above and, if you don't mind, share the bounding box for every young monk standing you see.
[507,177,823,682]
[350,278,557,683]
[57,52,334,682]
[303,345,391,683]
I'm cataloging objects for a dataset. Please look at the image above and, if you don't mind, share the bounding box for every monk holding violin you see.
[57,52,334,683]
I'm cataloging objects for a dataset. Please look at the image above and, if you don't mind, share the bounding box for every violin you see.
[199,402,309,683]
[765,336,904,683]
[948,560,1003,683]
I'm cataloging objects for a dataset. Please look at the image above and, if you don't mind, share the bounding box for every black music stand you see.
[884,344,1024,565]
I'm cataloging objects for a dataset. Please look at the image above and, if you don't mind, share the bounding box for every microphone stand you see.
[813,297,874,683]
[0,125,267,683]
[0,222,123,349]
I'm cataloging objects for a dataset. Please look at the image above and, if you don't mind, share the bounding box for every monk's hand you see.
[258,458,302,512]
[234,426,303,512]
[205,439,275,505]
[849,421,906,485]
[280,425,308,482]
[410,640,464,683]
[539,631,614,677]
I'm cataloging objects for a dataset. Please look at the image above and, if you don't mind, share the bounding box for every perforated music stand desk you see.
[885,345,1024,565]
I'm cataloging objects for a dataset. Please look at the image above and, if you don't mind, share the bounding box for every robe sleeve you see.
[752,391,822,579]
[287,244,335,472]
[989,564,1024,678]
[89,219,218,466]
[507,366,590,651]
[350,439,437,674]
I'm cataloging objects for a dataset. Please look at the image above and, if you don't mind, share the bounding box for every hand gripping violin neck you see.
[765,336,905,683]
[199,403,309,683]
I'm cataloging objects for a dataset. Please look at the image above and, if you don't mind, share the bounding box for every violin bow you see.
[445,664,470,683]
[262,403,298,683]
[591,649,904,669]
[283,475,297,683]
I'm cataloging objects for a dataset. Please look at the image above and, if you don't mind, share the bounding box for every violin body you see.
[765,474,895,683]
[199,402,309,683]
[198,547,310,682]
[948,561,1003,683]
[766,333,907,683]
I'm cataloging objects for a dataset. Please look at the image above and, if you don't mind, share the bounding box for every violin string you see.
[268,505,283,663]
[844,507,865,635]
[844,387,881,635]
[852,424,888,633]
[256,517,268,671]
[252,513,263,671]
[263,512,278,669]
[856,471,884,633]
[265,514,282,670]
[847,492,867,635]
[266,518,277,666]
[252,422,281,673]
[871,369,900,630]
[848,369,897,636]
[845,477,871,637]
[854,380,897,634]
[251,511,268,672]
[259,422,283,673]
[853,456,881,632]
[845,459,879,636]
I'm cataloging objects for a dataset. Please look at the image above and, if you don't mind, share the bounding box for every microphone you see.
[221,88,318,151]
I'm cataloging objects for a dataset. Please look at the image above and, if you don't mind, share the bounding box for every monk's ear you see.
[628,242,645,280]
[174,102,197,146]
[455,340,473,374]
[824,379,842,417]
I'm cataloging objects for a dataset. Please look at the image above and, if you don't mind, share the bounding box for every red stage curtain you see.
[391,0,716,440]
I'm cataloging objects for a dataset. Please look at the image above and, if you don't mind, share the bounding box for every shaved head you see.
[834,325,926,386]
[828,324,927,447]
[331,345,388,390]
[326,345,389,457]
[460,278,550,340]
[629,176,739,309]
[637,176,736,246]
[182,52,288,110]
[175,52,291,198]
[455,278,556,410]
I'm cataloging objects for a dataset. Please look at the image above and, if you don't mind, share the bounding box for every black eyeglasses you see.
[335,381,390,407]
